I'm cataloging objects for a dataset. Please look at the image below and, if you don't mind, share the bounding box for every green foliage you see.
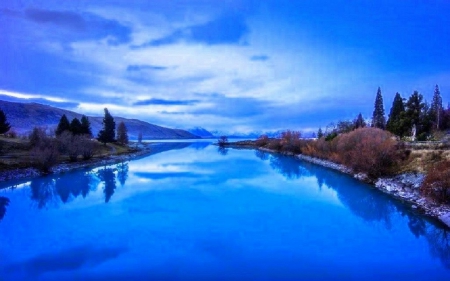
[116,121,129,145]
[430,85,443,130]
[386,92,408,137]
[325,132,338,141]
[317,128,323,139]
[80,115,92,137]
[0,109,11,135]
[70,118,82,135]
[336,120,354,134]
[372,87,386,129]
[55,114,71,136]
[353,113,366,129]
[97,108,116,144]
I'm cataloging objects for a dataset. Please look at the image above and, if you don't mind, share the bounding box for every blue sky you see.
[1,0,449,134]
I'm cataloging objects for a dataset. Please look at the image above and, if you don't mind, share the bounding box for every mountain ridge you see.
[0,100,199,139]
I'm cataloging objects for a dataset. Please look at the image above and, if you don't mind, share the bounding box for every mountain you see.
[0,100,199,139]
[186,127,215,138]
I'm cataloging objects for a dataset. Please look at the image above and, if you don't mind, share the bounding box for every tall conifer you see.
[97,108,116,144]
[55,114,70,136]
[372,87,386,129]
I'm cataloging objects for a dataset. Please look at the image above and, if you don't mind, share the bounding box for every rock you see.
[438,212,450,228]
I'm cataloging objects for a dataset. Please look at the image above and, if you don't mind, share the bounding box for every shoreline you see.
[245,145,450,228]
[0,143,153,187]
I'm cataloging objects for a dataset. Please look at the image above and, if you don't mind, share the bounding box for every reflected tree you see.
[117,162,129,187]
[0,196,10,221]
[217,147,228,156]
[269,154,305,179]
[254,150,269,161]
[98,167,117,203]
[30,177,57,209]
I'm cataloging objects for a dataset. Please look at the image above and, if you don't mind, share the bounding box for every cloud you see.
[250,55,269,61]
[126,65,168,72]
[133,98,200,106]
[145,12,248,46]
[23,8,132,45]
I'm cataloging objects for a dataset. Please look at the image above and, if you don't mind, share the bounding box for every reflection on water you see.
[0,196,9,221]
[266,152,450,269]
[217,146,228,155]
[1,142,450,279]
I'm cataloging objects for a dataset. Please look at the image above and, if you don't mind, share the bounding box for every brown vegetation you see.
[421,160,450,203]
[257,128,402,178]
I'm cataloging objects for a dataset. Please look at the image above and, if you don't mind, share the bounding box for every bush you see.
[28,127,48,148]
[31,141,60,173]
[218,136,228,147]
[255,135,269,147]
[335,128,400,177]
[421,160,450,203]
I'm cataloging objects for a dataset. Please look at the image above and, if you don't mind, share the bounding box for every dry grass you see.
[399,149,450,173]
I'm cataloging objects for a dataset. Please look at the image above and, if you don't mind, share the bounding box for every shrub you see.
[79,137,96,160]
[255,135,269,147]
[279,130,302,154]
[28,127,48,148]
[31,140,60,173]
[218,136,228,147]
[421,160,450,203]
[336,127,399,177]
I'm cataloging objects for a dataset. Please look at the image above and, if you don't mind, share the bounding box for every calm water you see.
[1,142,450,280]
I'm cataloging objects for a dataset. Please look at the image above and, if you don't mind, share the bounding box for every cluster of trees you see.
[318,85,448,141]
[56,115,92,137]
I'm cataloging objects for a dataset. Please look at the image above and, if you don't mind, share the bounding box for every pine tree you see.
[354,113,366,129]
[116,121,129,145]
[386,92,407,137]
[80,115,92,137]
[430,85,443,130]
[0,109,11,135]
[55,114,70,136]
[317,128,323,139]
[371,87,386,129]
[70,118,82,135]
[405,91,429,139]
[97,108,116,145]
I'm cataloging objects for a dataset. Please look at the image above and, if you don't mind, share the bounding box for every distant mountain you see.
[187,127,214,138]
[0,100,199,139]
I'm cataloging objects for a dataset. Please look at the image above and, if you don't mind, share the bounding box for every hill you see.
[187,127,215,138]
[0,100,198,139]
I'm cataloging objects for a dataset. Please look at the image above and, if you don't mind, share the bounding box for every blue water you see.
[1,142,449,280]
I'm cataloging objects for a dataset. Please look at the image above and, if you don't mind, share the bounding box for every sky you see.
[1,0,450,134]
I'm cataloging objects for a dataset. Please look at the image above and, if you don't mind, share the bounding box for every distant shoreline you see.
[0,142,153,187]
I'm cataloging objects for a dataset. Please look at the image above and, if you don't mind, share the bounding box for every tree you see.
[430,85,443,130]
[317,128,323,139]
[405,91,426,139]
[218,136,228,147]
[80,115,92,137]
[386,92,408,137]
[70,118,82,135]
[372,87,386,129]
[116,121,129,145]
[138,132,143,143]
[97,108,115,144]
[0,109,11,135]
[354,113,366,129]
[55,114,70,136]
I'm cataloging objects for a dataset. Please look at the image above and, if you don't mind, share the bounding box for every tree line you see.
[318,85,448,141]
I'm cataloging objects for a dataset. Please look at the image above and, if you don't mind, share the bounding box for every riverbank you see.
[228,143,450,228]
[0,142,153,185]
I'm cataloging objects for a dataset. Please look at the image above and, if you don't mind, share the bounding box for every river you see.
[1,141,449,280]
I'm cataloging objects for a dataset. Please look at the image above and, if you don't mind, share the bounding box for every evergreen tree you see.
[317,128,323,139]
[0,109,11,134]
[116,121,129,145]
[386,92,408,137]
[97,108,116,144]
[80,115,92,137]
[55,114,70,136]
[70,118,82,135]
[430,85,443,130]
[404,91,431,140]
[371,87,386,129]
[354,113,366,129]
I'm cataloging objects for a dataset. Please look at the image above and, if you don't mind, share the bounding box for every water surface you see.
[1,142,449,280]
